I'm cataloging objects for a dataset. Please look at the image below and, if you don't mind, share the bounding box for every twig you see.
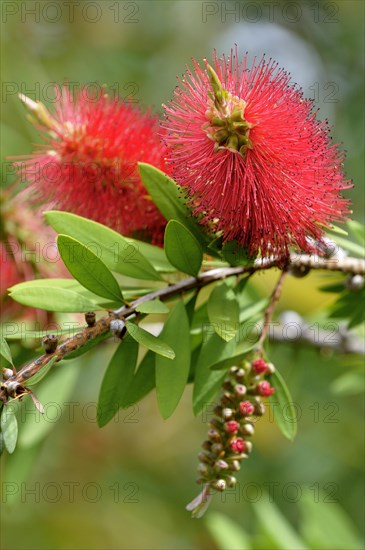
[1,253,364,404]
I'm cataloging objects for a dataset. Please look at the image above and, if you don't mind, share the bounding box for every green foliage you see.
[57,234,124,303]
[269,368,298,441]
[193,332,236,415]
[24,356,58,387]
[17,364,79,449]
[164,220,203,277]
[155,301,190,418]
[8,279,102,312]
[119,350,156,407]
[97,336,139,427]
[46,210,163,280]
[207,281,240,341]
[135,299,170,314]
[1,405,18,454]
[0,334,14,366]
[125,321,175,359]
[63,332,111,361]
[329,286,365,328]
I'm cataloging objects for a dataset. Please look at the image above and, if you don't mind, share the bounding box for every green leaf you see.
[138,163,211,250]
[319,282,345,293]
[97,336,139,427]
[1,406,18,453]
[221,240,255,267]
[125,321,175,359]
[130,239,175,273]
[299,488,363,550]
[0,334,14,366]
[63,331,111,360]
[205,512,251,550]
[156,301,190,418]
[330,235,365,258]
[207,281,240,341]
[269,369,297,441]
[120,350,156,407]
[45,210,162,280]
[320,222,348,236]
[9,282,101,312]
[57,234,123,303]
[253,496,308,550]
[210,344,257,370]
[164,220,203,277]
[135,299,170,314]
[24,356,58,387]
[347,220,365,246]
[330,371,365,395]
[193,332,236,415]
[18,364,79,448]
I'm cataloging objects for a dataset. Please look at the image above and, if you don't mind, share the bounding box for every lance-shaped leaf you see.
[0,334,14,366]
[193,332,236,415]
[120,350,156,407]
[347,220,365,246]
[97,336,139,427]
[138,163,212,250]
[156,301,190,418]
[125,321,175,359]
[1,406,18,454]
[135,299,170,314]
[207,281,240,341]
[164,220,203,277]
[45,210,162,280]
[9,282,101,312]
[269,369,297,441]
[57,234,123,303]
[24,356,58,387]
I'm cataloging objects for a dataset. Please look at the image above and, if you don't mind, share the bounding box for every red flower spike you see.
[257,381,275,397]
[224,420,239,433]
[252,358,268,374]
[239,401,255,416]
[16,87,169,244]
[230,438,246,454]
[163,48,352,259]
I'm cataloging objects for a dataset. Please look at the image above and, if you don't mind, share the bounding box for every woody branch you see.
[1,253,364,404]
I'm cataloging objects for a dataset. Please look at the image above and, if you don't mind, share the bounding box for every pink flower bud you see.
[230,438,247,454]
[225,420,239,433]
[257,381,275,396]
[239,401,255,416]
[252,358,268,374]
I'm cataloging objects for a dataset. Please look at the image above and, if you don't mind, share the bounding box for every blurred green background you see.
[1,1,364,549]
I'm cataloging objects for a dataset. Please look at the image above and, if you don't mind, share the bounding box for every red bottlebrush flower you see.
[252,358,268,374]
[0,187,65,321]
[163,49,352,259]
[230,437,246,454]
[224,420,239,433]
[257,381,275,397]
[239,400,255,416]
[16,87,169,244]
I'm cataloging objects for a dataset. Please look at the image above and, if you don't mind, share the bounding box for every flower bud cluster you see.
[191,358,275,512]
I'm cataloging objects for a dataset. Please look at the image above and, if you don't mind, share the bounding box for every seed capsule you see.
[42,334,58,354]
[85,311,96,327]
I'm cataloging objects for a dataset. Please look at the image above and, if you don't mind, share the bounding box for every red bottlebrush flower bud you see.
[239,401,255,416]
[163,48,351,260]
[16,87,169,245]
[230,437,247,454]
[224,420,239,433]
[257,381,275,397]
[252,358,268,374]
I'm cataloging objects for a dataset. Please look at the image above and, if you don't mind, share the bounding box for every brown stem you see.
[257,270,288,350]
